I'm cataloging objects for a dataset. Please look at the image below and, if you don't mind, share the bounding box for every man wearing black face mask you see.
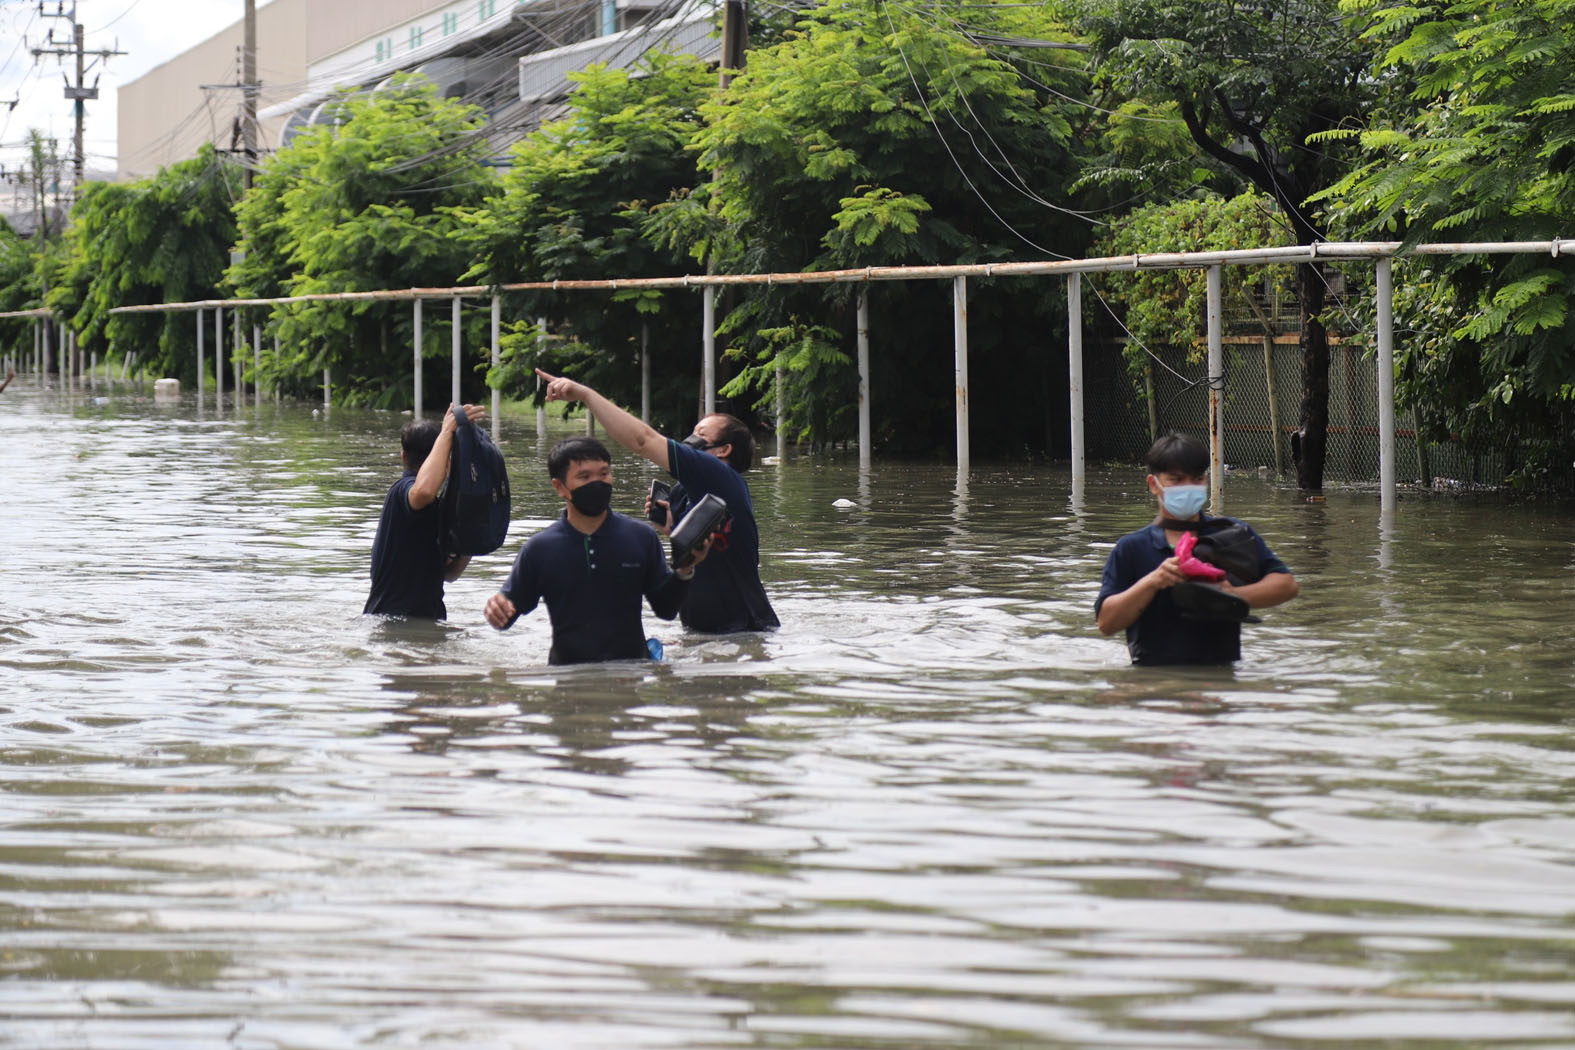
[535,368,779,634]
[483,436,706,664]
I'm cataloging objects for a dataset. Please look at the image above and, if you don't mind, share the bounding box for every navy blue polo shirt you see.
[365,472,447,619]
[1095,515,1289,666]
[666,438,779,633]
[499,510,687,665]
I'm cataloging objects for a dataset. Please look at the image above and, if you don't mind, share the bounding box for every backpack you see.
[440,413,511,557]
[1191,520,1264,586]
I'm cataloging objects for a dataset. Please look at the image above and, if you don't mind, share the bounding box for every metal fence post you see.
[702,285,716,417]
[413,298,423,419]
[640,322,652,424]
[1068,271,1085,489]
[775,356,786,461]
[1206,264,1224,514]
[196,309,204,403]
[491,295,502,442]
[451,295,462,408]
[215,306,225,410]
[1376,255,1396,514]
[535,316,547,438]
[857,289,871,470]
[954,276,970,474]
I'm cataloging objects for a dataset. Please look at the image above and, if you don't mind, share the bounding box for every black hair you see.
[707,413,754,472]
[400,419,441,468]
[1143,432,1209,477]
[548,436,611,482]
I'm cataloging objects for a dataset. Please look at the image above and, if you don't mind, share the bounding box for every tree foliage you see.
[1072,0,1376,245]
[1316,0,1575,484]
[230,75,497,406]
[1071,0,1380,488]
[1091,192,1294,372]
[49,146,239,383]
[693,0,1092,452]
[464,54,714,435]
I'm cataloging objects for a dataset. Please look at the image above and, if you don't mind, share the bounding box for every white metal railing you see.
[85,236,1575,513]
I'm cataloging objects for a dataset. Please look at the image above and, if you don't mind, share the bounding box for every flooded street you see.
[3,383,1574,1049]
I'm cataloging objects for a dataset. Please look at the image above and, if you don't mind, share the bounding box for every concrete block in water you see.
[153,378,181,401]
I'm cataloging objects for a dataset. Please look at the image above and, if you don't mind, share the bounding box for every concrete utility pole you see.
[719,0,747,87]
[242,0,257,190]
[31,2,125,199]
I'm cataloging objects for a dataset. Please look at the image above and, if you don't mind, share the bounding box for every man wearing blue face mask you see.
[1095,432,1298,665]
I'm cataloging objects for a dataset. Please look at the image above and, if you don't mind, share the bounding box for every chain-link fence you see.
[1081,290,1573,494]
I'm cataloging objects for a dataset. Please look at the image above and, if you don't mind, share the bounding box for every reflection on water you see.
[2,382,1574,1049]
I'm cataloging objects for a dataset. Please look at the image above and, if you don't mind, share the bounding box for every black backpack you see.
[1192,520,1264,586]
[440,413,511,557]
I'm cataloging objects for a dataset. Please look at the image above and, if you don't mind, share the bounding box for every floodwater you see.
[2,380,1574,1050]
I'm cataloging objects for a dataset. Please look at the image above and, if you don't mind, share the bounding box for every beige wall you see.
[117,0,311,181]
[306,2,453,64]
[116,1,513,180]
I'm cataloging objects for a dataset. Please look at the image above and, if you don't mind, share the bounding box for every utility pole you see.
[31,2,125,199]
[719,0,747,87]
[242,0,257,190]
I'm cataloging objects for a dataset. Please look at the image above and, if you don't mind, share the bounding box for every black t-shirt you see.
[500,511,687,665]
[364,472,447,619]
[666,439,780,633]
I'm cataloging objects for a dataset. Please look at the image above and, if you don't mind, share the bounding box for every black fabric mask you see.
[681,433,713,450]
[568,480,612,516]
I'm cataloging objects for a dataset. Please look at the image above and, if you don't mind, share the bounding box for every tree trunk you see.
[1292,260,1329,491]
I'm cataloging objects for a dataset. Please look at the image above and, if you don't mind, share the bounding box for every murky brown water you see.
[3,379,1574,1049]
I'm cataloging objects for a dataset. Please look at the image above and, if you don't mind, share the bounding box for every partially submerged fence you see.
[5,237,1558,513]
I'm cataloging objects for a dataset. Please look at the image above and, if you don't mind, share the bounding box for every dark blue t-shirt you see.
[666,439,779,633]
[1095,515,1290,666]
[365,472,447,619]
[500,511,687,665]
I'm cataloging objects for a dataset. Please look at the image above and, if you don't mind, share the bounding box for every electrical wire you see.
[89,0,144,33]
[884,0,1108,225]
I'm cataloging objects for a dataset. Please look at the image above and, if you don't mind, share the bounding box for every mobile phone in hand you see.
[647,480,671,525]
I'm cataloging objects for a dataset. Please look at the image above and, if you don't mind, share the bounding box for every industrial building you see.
[116,0,720,182]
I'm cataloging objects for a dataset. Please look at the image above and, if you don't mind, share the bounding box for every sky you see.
[0,0,262,181]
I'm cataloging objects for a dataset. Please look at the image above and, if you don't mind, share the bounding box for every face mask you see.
[681,433,714,450]
[1160,483,1208,519]
[568,480,613,517]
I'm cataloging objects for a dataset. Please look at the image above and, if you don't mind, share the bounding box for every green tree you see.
[0,216,33,311]
[49,146,239,383]
[0,133,65,364]
[1316,0,1575,486]
[230,75,497,406]
[1092,192,1294,370]
[1072,0,1379,489]
[692,0,1092,453]
[463,53,714,435]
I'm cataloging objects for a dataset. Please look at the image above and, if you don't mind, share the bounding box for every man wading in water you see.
[364,403,485,620]
[1096,432,1298,665]
[535,369,779,636]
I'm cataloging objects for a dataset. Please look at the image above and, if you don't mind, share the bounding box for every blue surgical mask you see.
[1160,483,1208,518]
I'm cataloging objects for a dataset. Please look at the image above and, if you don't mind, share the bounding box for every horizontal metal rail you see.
[100,238,1575,316]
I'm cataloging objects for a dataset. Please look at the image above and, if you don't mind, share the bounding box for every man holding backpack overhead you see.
[364,403,486,620]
